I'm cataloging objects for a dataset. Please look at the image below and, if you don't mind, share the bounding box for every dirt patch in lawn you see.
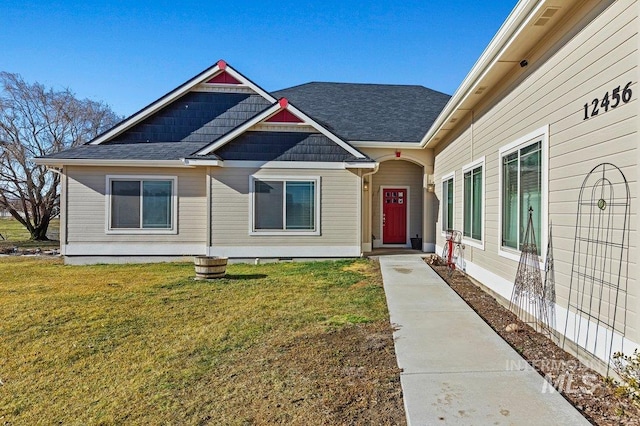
[200,321,405,425]
[427,257,640,426]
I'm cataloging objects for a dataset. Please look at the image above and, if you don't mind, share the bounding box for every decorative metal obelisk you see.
[509,207,551,336]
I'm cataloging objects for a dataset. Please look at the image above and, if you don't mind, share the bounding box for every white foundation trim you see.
[64,256,197,265]
[207,245,361,258]
[64,242,206,256]
[423,242,435,253]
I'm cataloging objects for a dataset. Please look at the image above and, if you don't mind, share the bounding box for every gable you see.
[193,97,369,161]
[88,60,277,146]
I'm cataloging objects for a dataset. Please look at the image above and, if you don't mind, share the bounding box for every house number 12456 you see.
[583,82,632,120]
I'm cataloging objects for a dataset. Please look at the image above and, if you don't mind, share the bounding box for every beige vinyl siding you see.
[433,0,638,343]
[66,166,207,244]
[210,167,359,247]
[434,126,472,243]
[371,160,423,244]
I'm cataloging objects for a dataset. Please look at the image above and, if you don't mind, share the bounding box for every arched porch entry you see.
[361,157,436,252]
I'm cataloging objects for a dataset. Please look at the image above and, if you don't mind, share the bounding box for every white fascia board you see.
[350,141,424,149]
[224,160,375,169]
[33,158,188,168]
[420,0,543,148]
[181,158,223,167]
[284,103,366,159]
[195,103,282,156]
[207,245,361,258]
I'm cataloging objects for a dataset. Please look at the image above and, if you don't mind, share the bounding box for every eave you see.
[34,158,190,168]
[420,0,583,149]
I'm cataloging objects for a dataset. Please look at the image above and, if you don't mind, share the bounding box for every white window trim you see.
[440,172,455,236]
[249,175,321,236]
[105,175,178,235]
[462,156,485,250]
[497,125,549,264]
[378,186,411,247]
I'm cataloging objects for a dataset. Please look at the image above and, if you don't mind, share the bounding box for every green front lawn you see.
[0,257,399,424]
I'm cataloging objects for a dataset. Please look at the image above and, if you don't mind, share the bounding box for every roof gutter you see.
[33,158,189,168]
[344,161,377,169]
[181,158,223,167]
[350,141,425,149]
[419,0,544,148]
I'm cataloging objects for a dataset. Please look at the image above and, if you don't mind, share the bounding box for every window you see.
[500,133,545,256]
[441,174,454,232]
[463,158,484,243]
[107,176,176,232]
[251,177,319,234]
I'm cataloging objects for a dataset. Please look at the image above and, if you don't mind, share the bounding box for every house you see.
[426,0,638,367]
[36,0,638,366]
[35,60,449,262]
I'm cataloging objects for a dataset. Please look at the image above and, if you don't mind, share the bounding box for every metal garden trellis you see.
[563,163,630,372]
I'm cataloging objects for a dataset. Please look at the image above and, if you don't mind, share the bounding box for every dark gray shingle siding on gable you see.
[109,92,271,144]
[213,131,359,162]
[273,83,450,142]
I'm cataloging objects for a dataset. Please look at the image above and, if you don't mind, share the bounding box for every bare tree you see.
[0,72,120,240]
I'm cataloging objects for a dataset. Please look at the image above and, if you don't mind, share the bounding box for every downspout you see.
[206,166,212,255]
[361,163,379,183]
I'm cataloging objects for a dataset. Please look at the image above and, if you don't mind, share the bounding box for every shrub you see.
[612,349,640,405]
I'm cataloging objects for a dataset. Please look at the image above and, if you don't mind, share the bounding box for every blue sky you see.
[1,1,516,117]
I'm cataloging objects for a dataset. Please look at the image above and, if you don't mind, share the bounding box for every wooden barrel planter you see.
[194,256,228,279]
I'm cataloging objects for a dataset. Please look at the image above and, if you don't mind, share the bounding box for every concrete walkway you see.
[378,254,589,426]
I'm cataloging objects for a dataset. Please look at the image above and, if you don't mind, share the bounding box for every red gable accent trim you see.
[207,70,241,84]
[266,109,304,123]
[217,59,227,70]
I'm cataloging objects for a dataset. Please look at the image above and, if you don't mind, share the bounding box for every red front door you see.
[382,188,407,244]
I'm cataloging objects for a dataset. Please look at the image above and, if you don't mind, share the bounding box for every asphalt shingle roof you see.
[43,142,210,161]
[273,82,450,142]
[39,79,449,163]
